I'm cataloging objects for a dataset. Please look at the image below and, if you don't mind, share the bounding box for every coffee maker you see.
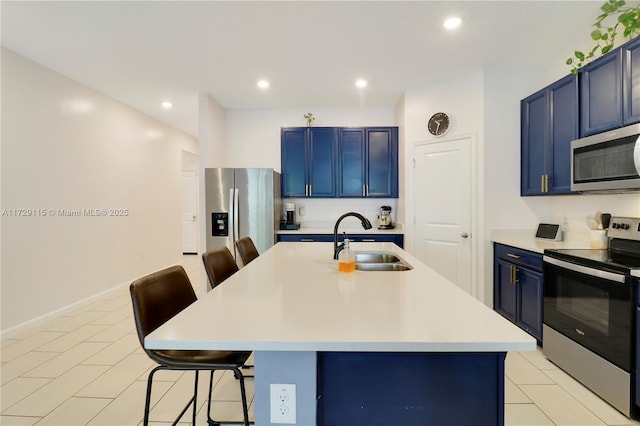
[280,202,300,230]
[377,205,394,229]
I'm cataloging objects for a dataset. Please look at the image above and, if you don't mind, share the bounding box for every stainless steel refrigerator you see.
[205,168,281,261]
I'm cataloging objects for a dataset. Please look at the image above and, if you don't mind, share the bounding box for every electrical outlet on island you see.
[270,383,296,424]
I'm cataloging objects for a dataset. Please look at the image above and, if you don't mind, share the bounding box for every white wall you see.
[1,48,198,335]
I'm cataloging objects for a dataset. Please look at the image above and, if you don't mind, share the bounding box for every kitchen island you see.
[146,242,535,425]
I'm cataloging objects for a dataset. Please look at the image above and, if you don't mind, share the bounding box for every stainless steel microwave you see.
[571,123,640,192]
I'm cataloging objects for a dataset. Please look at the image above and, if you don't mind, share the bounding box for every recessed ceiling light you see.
[355,79,367,88]
[443,17,462,30]
[161,101,173,109]
[257,80,270,89]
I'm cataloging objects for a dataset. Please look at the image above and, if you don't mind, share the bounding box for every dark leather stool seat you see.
[202,247,239,289]
[130,265,251,425]
[235,237,260,267]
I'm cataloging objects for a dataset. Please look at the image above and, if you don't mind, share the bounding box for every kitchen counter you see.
[491,229,592,254]
[146,242,534,425]
[276,226,404,235]
[146,242,532,352]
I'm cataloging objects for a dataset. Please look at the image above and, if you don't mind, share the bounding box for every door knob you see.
[461,232,469,238]
[192,216,197,222]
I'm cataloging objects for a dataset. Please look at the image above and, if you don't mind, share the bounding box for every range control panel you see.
[608,217,640,240]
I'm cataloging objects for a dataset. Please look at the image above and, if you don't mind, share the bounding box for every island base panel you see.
[318,352,506,426]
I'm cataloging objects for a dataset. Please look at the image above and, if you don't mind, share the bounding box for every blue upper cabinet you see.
[281,128,308,197]
[337,128,365,197]
[337,127,398,198]
[623,37,640,126]
[281,127,337,198]
[580,48,623,136]
[548,75,579,194]
[521,89,547,196]
[521,74,578,196]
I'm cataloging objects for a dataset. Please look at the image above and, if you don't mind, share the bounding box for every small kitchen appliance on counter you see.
[377,205,394,230]
[542,216,640,418]
[280,202,300,230]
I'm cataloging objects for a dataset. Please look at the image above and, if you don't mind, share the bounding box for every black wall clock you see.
[427,112,451,136]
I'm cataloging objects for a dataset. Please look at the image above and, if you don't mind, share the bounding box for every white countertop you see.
[145,242,535,353]
[490,230,592,254]
[277,226,404,235]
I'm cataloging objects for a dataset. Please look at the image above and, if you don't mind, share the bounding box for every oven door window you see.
[544,262,632,371]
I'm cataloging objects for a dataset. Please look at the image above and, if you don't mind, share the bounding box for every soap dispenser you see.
[338,238,356,272]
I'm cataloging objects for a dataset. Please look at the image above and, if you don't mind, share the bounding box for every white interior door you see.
[414,138,472,294]
[181,171,198,254]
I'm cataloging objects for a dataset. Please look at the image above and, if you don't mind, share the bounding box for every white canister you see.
[589,229,608,249]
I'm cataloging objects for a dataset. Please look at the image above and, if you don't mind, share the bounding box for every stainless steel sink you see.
[354,251,401,263]
[353,251,412,271]
[355,263,412,271]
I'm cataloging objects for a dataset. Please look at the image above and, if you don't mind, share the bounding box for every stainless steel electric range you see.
[543,216,640,418]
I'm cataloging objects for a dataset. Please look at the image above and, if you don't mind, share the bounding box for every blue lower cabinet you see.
[317,351,506,426]
[277,233,403,248]
[493,244,543,342]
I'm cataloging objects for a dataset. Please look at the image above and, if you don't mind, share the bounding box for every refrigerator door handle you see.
[228,187,235,246]
[233,188,240,257]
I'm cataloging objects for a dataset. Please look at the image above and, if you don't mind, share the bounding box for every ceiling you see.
[1,1,600,137]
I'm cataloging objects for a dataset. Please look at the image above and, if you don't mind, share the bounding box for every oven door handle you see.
[543,256,626,283]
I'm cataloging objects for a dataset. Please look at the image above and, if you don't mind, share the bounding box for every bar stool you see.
[235,237,260,267]
[129,265,251,425]
[202,247,239,290]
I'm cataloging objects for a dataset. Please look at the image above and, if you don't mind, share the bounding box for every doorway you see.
[413,137,473,294]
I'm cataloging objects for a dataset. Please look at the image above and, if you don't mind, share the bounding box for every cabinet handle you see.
[362,185,366,197]
[541,175,545,192]
[510,265,519,284]
[507,253,521,259]
[308,184,312,196]
[361,239,376,242]
[366,185,369,196]
[545,175,550,192]
[300,238,314,242]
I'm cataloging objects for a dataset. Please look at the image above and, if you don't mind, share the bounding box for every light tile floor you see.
[1,255,639,426]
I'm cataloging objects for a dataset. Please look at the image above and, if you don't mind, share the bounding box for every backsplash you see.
[282,198,398,229]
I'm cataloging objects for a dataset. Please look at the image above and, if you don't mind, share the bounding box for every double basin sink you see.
[353,251,412,271]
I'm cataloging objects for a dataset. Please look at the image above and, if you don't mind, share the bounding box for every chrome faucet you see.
[333,212,372,259]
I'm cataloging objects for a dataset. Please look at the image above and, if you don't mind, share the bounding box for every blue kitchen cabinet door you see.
[281,127,337,198]
[521,74,577,196]
[517,267,543,341]
[521,89,547,196]
[494,258,517,323]
[337,128,366,197]
[308,127,338,197]
[547,74,579,194]
[338,127,398,198]
[281,128,308,197]
[366,128,398,197]
[623,37,640,126]
[580,48,623,136]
